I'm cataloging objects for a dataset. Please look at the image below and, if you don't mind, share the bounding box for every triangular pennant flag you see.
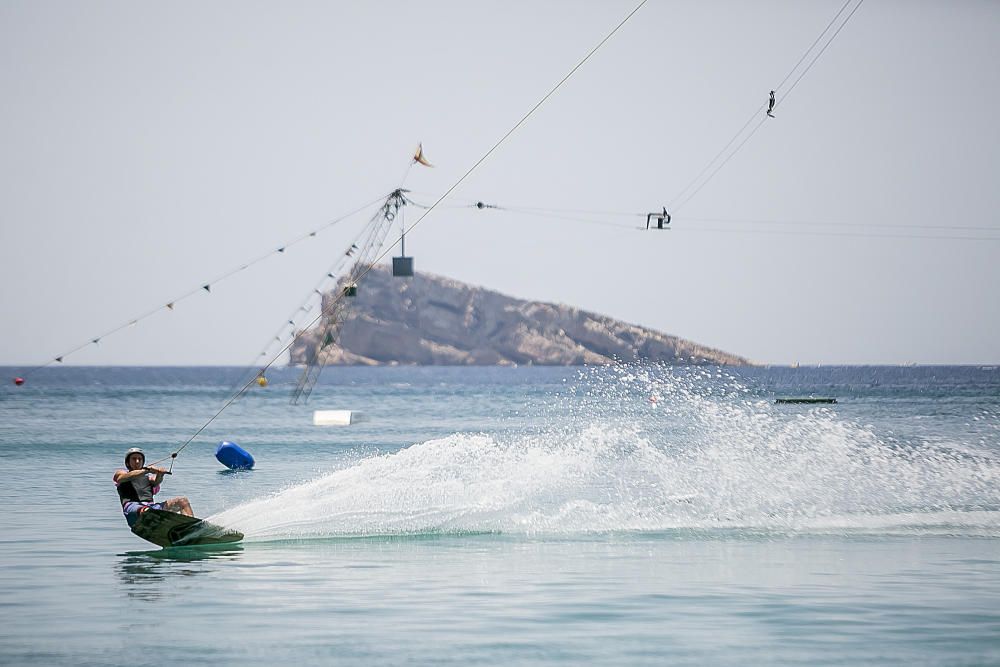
[278,247,285,253]
[202,285,211,293]
[413,143,434,167]
[55,356,63,363]
[309,231,317,237]
[92,338,100,344]
[166,302,174,310]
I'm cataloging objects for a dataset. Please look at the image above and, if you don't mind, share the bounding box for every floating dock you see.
[312,409,358,426]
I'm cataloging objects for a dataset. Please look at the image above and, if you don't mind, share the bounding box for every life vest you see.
[115,470,156,506]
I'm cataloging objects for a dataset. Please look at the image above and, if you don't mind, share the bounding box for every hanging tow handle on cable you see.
[166,451,178,474]
[145,450,180,474]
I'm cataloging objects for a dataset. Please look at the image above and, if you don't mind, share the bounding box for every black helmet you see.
[124,447,145,468]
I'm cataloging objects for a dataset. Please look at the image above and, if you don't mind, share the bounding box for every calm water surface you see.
[1,366,998,665]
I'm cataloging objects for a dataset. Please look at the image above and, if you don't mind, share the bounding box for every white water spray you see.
[211,367,1000,539]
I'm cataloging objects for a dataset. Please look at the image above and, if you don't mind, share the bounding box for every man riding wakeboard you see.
[114,448,193,527]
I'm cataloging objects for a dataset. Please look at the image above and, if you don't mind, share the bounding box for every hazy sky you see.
[1,1,998,367]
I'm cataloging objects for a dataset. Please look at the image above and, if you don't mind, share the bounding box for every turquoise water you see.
[1,365,999,665]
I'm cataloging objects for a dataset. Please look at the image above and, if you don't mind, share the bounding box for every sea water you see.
[0,365,998,665]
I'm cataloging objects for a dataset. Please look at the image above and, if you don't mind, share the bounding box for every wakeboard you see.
[130,508,243,548]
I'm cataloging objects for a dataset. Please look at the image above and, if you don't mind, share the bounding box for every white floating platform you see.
[312,409,358,426]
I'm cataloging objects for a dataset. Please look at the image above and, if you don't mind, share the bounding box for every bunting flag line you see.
[11,194,386,381]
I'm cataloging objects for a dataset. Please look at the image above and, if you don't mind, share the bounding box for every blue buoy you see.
[215,441,255,470]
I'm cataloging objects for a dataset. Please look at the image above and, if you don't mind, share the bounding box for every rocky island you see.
[289,266,749,366]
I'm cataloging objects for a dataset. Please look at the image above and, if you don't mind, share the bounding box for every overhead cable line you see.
[669,0,864,213]
[682,216,1000,233]
[157,0,650,469]
[495,207,638,231]
[463,206,1000,242]
[406,194,640,230]
[419,193,1000,235]
[671,115,768,212]
[677,225,1000,243]
[383,0,648,253]
[408,191,644,218]
[774,0,855,92]
[667,105,765,211]
[669,0,853,209]
[775,0,867,109]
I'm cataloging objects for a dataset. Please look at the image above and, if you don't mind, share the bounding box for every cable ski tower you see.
[290,188,412,404]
